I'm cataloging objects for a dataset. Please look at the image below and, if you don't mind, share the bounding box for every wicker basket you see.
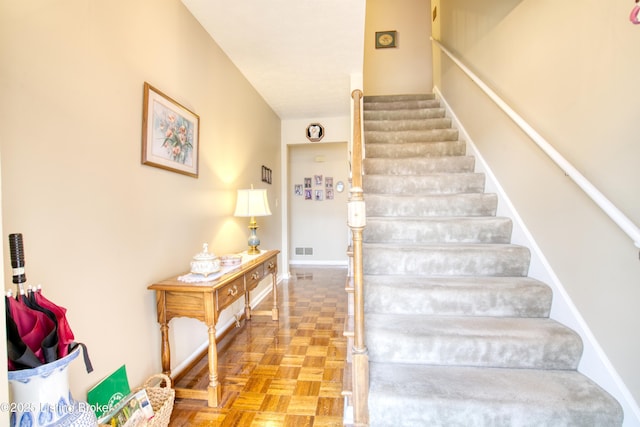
[141,373,175,427]
[98,373,175,427]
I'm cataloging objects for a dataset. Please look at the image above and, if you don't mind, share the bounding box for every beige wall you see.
[0,161,6,409]
[433,0,640,414]
[364,0,433,95]
[0,0,281,403]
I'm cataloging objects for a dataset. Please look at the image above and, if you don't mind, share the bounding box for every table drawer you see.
[216,277,243,311]
[263,256,277,276]
[245,265,264,291]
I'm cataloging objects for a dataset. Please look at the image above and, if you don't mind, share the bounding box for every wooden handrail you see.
[351,89,364,189]
[348,89,369,425]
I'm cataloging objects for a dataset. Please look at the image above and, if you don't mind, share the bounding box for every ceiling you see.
[181,0,367,120]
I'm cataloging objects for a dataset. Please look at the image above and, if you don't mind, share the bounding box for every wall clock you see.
[375,31,397,49]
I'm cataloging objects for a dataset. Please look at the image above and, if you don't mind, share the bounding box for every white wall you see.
[0,0,281,405]
[281,117,351,274]
[288,142,349,266]
[364,0,433,95]
[432,0,640,420]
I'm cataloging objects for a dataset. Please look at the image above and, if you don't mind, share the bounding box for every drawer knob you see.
[267,262,275,270]
[227,285,238,297]
[251,272,260,280]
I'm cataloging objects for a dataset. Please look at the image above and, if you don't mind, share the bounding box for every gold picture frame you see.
[142,82,200,178]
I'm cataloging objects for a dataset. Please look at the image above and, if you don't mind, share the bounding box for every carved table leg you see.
[206,323,221,407]
[204,294,221,407]
[271,271,279,321]
[245,289,252,321]
[160,324,171,376]
[157,291,172,378]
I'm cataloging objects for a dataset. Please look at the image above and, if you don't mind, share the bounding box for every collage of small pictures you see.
[294,175,335,201]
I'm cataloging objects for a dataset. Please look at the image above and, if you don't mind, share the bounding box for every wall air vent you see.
[295,247,314,255]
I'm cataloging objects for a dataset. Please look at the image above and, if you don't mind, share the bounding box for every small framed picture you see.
[325,177,333,189]
[375,31,397,49]
[326,189,334,200]
[262,165,272,184]
[142,82,199,178]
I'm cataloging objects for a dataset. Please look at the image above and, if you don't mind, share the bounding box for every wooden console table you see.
[148,249,279,407]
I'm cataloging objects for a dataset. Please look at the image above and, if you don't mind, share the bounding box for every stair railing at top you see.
[348,89,369,426]
[431,38,640,256]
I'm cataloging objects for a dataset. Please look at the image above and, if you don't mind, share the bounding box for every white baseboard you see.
[289,260,348,267]
[434,86,640,426]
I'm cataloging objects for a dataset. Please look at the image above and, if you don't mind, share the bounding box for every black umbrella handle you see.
[8,233,27,291]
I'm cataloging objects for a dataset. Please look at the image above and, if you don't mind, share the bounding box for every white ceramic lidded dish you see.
[190,243,221,276]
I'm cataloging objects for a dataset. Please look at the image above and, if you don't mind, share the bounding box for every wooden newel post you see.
[348,88,369,425]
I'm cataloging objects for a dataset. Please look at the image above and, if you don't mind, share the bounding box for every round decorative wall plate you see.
[306,123,324,142]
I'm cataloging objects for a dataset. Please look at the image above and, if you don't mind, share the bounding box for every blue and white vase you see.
[7,347,97,427]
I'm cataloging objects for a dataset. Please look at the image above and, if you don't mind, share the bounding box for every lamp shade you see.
[234,188,272,217]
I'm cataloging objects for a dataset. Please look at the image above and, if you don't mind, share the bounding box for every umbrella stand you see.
[7,346,98,427]
[5,233,96,427]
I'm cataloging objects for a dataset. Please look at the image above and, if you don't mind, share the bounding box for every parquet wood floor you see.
[169,267,348,426]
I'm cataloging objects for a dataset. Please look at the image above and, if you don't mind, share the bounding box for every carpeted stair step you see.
[364,107,445,121]
[364,275,552,317]
[365,140,466,158]
[365,128,459,144]
[364,94,436,102]
[363,156,474,175]
[363,243,531,276]
[366,193,498,217]
[364,117,451,132]
[363,173,485,195]
[368,363,624,427]
[352,92,623,426]
[363,97,440,112]
[365,313,582,369]
[364,217,512,244]
[363,99,442,110]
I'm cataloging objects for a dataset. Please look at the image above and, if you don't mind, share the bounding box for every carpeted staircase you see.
[361,94,624,426]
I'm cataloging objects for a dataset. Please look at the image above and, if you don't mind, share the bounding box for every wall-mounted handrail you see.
[432,37,640,252]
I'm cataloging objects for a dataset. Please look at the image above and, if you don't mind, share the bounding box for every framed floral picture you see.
[142,82,200,178]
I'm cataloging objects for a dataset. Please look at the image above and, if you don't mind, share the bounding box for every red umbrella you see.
[33,287,75,358]
[5,296,42,369]
[6,293,54,368]
[21,289,59,363]
[31,287,92,373]
[5,233,93,372]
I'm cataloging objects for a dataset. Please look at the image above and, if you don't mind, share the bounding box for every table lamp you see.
[234,187,272,254]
